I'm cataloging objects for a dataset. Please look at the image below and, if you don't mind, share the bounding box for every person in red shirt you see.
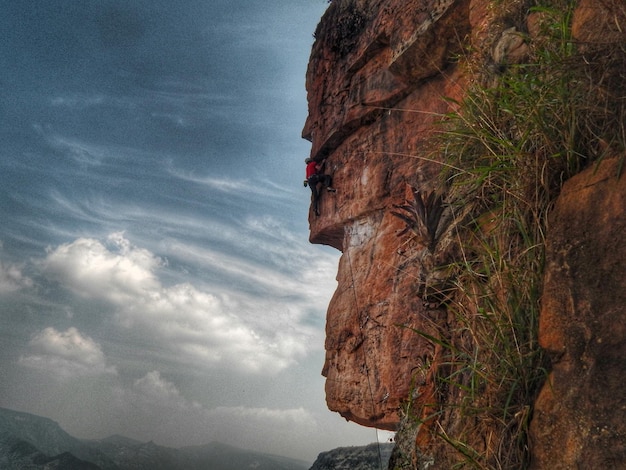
[304,157,336,216]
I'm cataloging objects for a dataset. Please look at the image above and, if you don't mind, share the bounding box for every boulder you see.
[529,158,626,469]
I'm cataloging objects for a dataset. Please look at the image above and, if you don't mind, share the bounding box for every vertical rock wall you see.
[303,0,472,430]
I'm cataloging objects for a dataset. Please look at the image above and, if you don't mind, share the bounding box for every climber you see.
[304,157,336,216]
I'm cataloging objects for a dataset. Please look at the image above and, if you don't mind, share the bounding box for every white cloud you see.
[133,370,184,404]
[209,405,315,426]
[49,93,106,109]
[197,405,318,456]
[19,327,117,378]
[38,233,332,375]
[0,260,32,293]
[40,232,162,304]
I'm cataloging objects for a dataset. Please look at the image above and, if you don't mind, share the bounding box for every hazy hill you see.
[0,434,102,469]
[0,408,118,469]
[0,407,309,470]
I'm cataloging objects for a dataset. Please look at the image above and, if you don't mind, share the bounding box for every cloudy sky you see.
[0,0,390,463]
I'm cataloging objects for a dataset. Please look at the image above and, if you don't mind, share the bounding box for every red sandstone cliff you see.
[303,0,471,431]
[304,0,625,468]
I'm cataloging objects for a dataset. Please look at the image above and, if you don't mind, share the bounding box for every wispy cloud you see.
[49,93,107,110]
[111,369,319,454]
[130,371,315,425]
[210,405,315,426]
[167,167,299,201]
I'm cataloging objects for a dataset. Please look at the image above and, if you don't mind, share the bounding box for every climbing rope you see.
[345,241,385,470]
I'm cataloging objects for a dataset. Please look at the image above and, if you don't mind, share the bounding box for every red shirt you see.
[306,161,318,179]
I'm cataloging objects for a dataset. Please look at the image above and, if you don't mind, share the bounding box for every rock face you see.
[303,0,626,468]
[303,0,471,430]
[529,158,626,469]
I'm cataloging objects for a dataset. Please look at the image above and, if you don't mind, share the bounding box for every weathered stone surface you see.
[303,0,471,429]
[529,158,626,469]
[572,0,626,45]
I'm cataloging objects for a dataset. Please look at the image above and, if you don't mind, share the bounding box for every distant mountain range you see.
[0,407,310,470]
[0,407,395,470]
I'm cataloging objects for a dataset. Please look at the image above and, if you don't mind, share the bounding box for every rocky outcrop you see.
[304,0,626,468]
[304,0,472,430]
[529,158,626,469]
[308,443,393,470]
